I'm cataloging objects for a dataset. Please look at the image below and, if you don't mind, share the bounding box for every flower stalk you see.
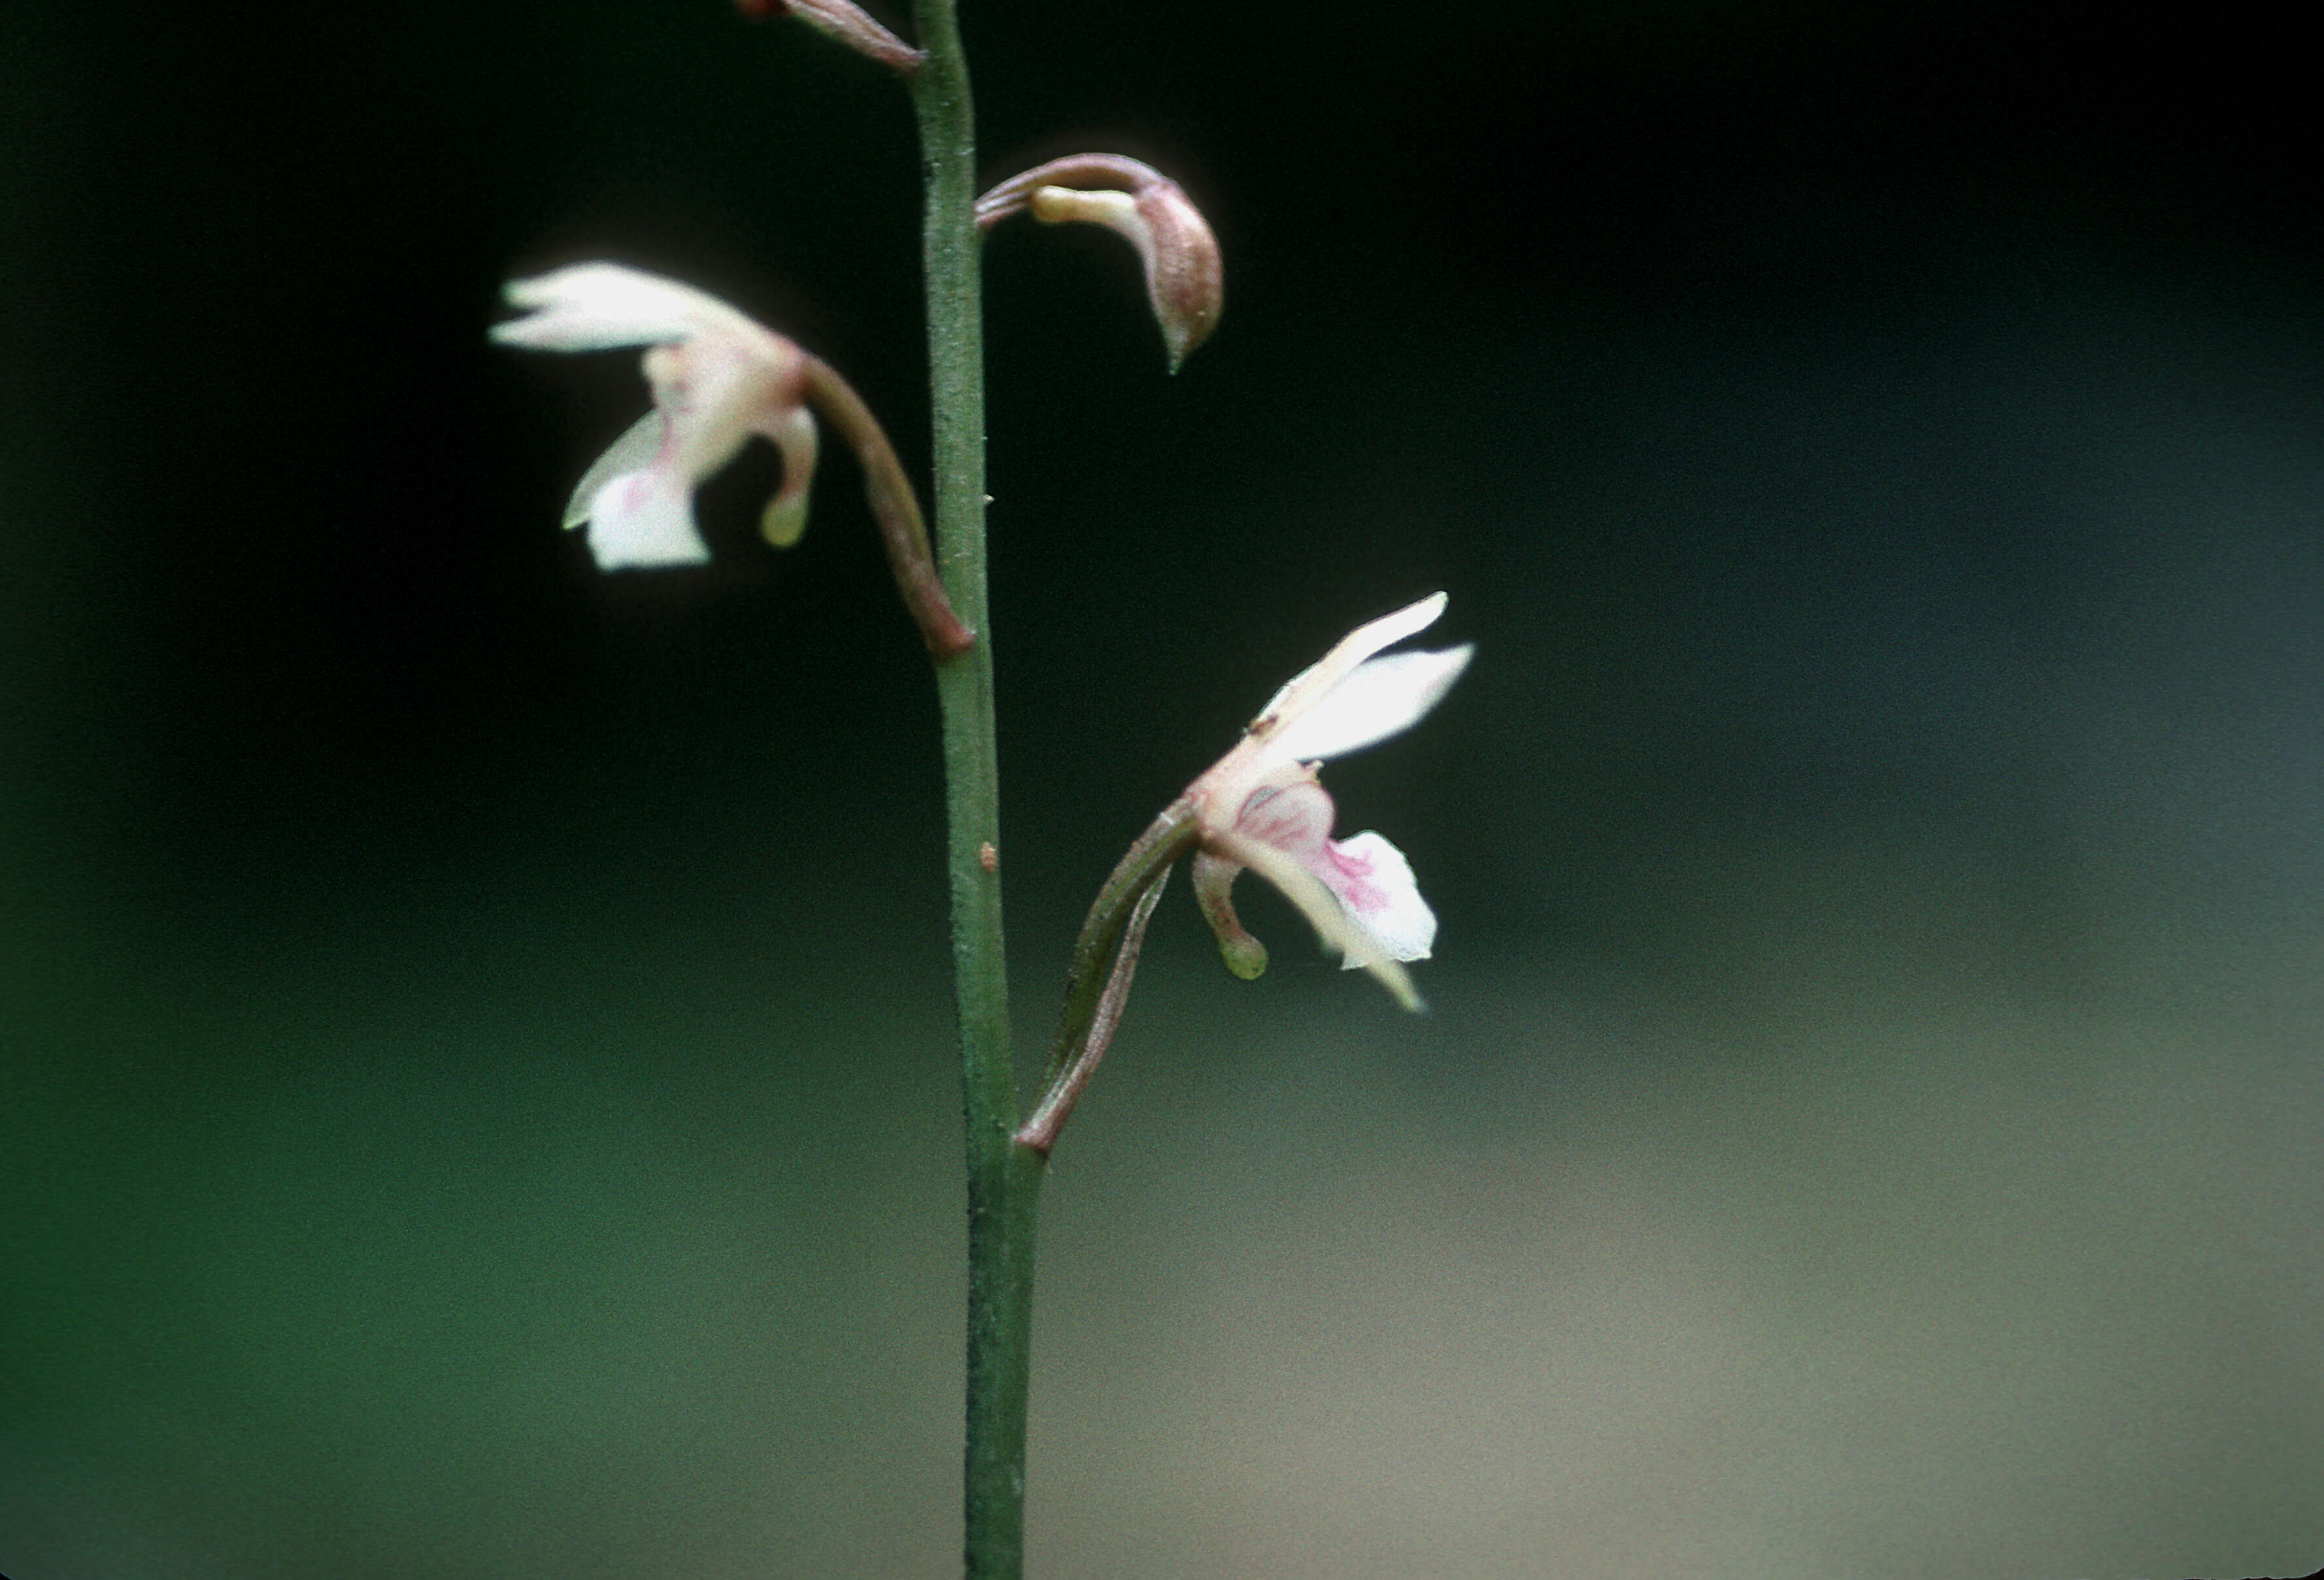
[901,3,1037,1576]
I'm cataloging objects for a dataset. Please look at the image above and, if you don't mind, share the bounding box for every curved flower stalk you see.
[1019,594,1470,1155]
[977,154,1222,371]
[492,262,971,656]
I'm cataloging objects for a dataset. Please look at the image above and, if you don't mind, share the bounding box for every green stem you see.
[905,5,1040,1577]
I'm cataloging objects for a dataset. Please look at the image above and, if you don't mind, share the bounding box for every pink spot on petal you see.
[1323,839,1389,913]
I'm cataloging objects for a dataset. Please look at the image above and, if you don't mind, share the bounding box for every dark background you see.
[5,3,2321,1575]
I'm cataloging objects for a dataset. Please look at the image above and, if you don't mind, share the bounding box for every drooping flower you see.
[490,263,820,571]
[1184,593,1472,1010]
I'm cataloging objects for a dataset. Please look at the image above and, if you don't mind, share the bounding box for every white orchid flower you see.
[491,263,819,571]
[1185,593,1472,1010]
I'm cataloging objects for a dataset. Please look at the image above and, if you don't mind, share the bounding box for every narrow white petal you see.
[1266,644,1474,764]
[562,411,667,531]
[490,263,746,352]
[583,469,711,569]
[1251,592,1448,736]
[1318,831,1436,963]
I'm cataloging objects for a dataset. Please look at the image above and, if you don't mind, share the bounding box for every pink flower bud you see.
[978,154,1224,371]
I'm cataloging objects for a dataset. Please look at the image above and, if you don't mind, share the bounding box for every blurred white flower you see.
[491,263,818,570]
[1186,593,1472,1010]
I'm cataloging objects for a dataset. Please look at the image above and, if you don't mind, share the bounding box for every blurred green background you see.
[5,1,2321,1575]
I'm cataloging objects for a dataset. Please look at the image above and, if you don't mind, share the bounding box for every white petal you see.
[583,469,711,569]
[1266,644,1473,764]
[1251,592,1448,735]
[490,263,747,352]
[562,411,667,531]
[1317,831,1436,962]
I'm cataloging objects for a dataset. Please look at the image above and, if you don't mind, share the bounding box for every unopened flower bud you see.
[978,154,1224,371]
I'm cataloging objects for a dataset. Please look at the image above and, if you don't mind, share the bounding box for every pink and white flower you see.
[490,263,820,571]
[1185,593,1472,1010]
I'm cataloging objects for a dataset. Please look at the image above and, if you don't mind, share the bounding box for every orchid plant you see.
[495,3,1470,1575]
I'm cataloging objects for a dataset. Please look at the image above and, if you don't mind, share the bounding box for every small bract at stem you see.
[737,0,925,73]
[1016,802,1201,1156]
[1015,865,1172,1157]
